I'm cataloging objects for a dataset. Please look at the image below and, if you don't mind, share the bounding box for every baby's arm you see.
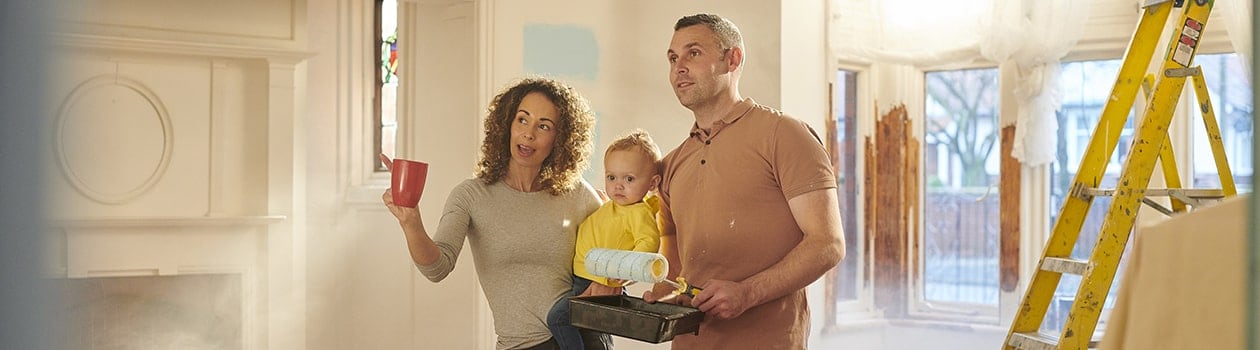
[628,204,662,253]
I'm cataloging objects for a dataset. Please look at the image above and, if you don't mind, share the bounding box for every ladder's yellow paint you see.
[1189,70,1238,196]
[1004,1,1232,349]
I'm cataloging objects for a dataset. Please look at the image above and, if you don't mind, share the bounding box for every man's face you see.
[667,25,731,110]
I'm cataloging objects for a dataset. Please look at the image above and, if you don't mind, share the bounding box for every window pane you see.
[832,70,860,303]
[923,68,1000,305]
[376,0,399,171]
[1191,53,1252,193]
[1045,59,1132,335]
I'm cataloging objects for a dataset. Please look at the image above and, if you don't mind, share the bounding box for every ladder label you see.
[1173,18,1202,67]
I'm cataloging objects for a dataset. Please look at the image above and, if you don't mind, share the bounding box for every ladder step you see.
[1078,187,1224,199]
[1041,257,1090,275]
[1009,331,1104,350]
[1008,332,1057,350]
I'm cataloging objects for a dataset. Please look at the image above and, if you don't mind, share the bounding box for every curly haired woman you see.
[383,78,611,350]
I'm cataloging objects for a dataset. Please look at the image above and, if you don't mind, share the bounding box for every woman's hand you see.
[382,188,438,267]
[380,153,423,226]
[383,189,424,223]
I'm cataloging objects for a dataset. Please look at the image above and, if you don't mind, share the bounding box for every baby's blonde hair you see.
[605,129,662,175]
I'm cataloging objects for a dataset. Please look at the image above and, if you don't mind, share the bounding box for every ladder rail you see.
[1063,1,1214,347]
[1143,73,1188,212]
[1003,3,1174,347]
[1005,1,1228,348]
[1188,70,1239,196]
[1158,132,1189,212]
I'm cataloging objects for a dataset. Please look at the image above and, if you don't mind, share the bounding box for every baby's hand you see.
[581,282,624,296]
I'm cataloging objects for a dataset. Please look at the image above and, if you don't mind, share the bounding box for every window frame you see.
[373,0,385,172]
[826,51,1249,324]
[1180,51,1254,193]
[824,61,879,326]
[821,1,1249,333]
[337,0,394,205]
[909,63,1003,324]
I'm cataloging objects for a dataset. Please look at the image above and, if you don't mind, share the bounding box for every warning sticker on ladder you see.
[1172,18,1202,67]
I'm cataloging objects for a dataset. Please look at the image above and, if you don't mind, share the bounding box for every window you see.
[1191,53,1253,193]
[374,0,399,171]
[921,68,1001,311]
[830,69,861,306]
[1044,58,1135,335]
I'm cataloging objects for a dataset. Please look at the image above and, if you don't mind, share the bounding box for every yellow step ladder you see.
[1003,0,1237,349]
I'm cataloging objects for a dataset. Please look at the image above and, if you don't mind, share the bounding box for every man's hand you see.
[689,279,756,320]
[642,282,691,306]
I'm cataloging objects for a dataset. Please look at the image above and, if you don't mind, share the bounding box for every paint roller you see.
[585,248,703,297]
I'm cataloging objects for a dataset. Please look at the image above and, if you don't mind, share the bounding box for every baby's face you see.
[603,150,659,206]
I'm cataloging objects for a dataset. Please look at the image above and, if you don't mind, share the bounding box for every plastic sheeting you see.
[1218,0,1253,78]
[832,0,1093,166]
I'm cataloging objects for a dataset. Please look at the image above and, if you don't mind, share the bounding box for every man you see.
[642,13,845,349]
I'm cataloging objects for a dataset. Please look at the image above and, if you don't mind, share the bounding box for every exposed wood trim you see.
[872,104,910,317]
[1000,125,1021,292]
[905,117,920,302]
[863,135,875,293]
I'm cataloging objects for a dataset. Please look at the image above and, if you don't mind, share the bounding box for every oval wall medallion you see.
[55,75,174,205]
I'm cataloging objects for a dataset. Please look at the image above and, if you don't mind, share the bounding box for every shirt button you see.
[700,159,706,165]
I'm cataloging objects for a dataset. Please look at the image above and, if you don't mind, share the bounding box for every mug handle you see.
[379,153,394,171]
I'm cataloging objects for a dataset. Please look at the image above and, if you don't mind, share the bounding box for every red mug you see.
[389,158,429,208]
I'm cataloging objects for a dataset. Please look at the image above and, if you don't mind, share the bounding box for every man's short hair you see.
[674,13,744,55]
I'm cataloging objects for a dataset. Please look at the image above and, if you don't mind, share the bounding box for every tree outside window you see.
[922,68,1000,307]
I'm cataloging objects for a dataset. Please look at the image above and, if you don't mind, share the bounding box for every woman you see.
[383,78,610,350]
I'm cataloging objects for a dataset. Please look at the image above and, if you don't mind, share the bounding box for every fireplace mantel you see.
[48,25,309,350]
[50,216,286,229]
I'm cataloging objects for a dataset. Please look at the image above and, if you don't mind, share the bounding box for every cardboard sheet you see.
[1098,195,1247,350]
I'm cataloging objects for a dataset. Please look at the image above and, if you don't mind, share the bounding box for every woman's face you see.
[509,92,560,169]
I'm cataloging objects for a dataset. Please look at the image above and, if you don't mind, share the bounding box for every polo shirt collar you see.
[688,98,757,140]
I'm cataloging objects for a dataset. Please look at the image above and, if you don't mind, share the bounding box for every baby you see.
[546,129,663,349]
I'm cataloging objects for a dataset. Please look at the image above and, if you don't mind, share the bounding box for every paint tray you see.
[569,295,704,343]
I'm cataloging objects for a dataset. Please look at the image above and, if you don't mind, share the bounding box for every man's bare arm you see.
[643,201,684,303]
[690,188,845,319]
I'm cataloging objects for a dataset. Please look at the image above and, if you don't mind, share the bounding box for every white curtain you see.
[1005,0,1091,167]
[831,0,989,66]
[1218,0,1253,78]
[978,0,1026,64]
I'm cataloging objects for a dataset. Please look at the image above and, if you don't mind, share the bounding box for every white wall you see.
[438,1,824,349]
[485,1,793,179]
[311,0,828,349]
[49,0,1120,348]
[303,0,485,349]
[48,0,311,349]
[303,0,837,347]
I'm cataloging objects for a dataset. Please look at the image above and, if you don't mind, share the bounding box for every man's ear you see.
[726,46,743,73]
